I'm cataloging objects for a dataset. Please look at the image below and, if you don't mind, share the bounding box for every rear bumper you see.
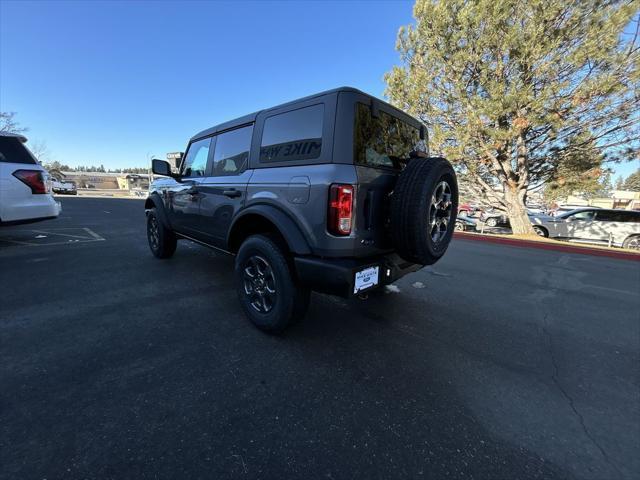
[0,196,61,224]
[294,253,422,297]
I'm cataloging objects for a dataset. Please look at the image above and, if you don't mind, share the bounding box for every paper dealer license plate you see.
[354,266,379,294]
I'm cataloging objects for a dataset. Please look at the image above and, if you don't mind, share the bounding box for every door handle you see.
[223,189,242,198]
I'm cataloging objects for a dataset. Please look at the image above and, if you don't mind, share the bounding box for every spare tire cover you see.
[390,157,458,265]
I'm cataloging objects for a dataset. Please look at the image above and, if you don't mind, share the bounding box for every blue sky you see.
[0,0,414,169]
[0,0,637,179]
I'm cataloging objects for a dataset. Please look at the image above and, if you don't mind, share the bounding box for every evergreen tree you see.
[386,0,639,234]
[623,169,640,190]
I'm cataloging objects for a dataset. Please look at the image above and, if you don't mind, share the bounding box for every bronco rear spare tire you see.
[390,157,458,265]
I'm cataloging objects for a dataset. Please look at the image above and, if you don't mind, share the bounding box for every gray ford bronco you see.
[146,87,458,331]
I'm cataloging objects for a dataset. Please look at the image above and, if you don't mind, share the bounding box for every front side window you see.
[212,125,253,176]
[564,210,595,221]
[181,137,211,177]
[354,102,420,170]
[260,104,323,163]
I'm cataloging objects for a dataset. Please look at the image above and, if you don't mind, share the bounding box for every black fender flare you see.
[144,193,171,229]
[228,204,311,255]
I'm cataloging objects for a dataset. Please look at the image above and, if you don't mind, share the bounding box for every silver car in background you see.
[530,208,640,249]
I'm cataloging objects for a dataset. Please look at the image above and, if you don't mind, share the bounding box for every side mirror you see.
[152,159,173,177]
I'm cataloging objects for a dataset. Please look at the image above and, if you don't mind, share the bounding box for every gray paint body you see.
[148,87,423,261]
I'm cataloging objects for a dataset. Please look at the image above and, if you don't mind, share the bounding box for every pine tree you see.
[623,169,640,191]
[386,0,639,234]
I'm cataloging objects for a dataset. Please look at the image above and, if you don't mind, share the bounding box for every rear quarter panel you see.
[0,162,59,222]
[246,164,359,257]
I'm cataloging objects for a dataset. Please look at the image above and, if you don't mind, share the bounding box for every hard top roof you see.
[190,86,405,141]
[0,131,28,143]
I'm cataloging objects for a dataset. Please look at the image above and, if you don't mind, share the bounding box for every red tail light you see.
[13,169,47,194]
[328,184,354,235]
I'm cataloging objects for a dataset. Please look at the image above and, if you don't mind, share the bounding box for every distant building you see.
[56,171,150,191]
[611,190,640,210]
[564,191,640,210]
[117,174,150,191]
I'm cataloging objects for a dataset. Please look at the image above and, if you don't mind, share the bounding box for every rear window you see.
[260,104,323,163]
[354,102,420,170]
[0,137,37,164]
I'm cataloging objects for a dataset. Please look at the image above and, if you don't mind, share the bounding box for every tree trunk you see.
[504,184,536,235]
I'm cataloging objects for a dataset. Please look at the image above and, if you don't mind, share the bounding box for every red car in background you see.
[458,203,480,217]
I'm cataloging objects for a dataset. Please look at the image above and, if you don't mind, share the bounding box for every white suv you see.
[0,132,61,225]
[530,208,640,249]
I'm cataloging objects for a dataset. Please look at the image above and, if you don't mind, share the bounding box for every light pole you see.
[146,151,155,187]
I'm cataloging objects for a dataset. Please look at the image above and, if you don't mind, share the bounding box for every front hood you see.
[150,177,178,192]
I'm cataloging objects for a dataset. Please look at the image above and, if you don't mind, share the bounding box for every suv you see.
[530,208,640,248]
[0,132,61,225]
[145,87,458,331]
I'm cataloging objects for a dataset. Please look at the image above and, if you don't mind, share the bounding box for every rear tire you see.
[147,209,177,259]
[486,217,498,227]
[235,234,310,332]
[622,235,640,250]
[390,157,458,265]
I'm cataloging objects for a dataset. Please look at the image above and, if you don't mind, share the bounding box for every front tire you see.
[485,217,498,227]
[235,235,310,332]
[533,226,548,238]
[147,209,177,259]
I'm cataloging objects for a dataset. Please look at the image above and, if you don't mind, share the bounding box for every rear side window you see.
[596,210,640,222]
[354,102,420,170]
[566,210,596,221]
[260,104,323,163]
[0,137,37,164]
[211,125,253,176]
[181,137,211,177]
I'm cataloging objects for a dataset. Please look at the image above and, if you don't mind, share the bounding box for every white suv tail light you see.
[12,169,47,194]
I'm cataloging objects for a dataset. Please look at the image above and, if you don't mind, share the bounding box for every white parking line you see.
[0,228,105,247]
[31,229,92,240]
[584,284,638,297]
[84,228,105,240]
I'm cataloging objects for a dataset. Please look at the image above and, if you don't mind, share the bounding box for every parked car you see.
[526,204,547,215]
[550,204,598,216]
[145,87,458,331]
[458,203,480,217]
[51,179,77,195]
[455,216,477,232]
[481,209,541,228]
[529,208,640,249]
[480,210,509,227]
[0,132,61,225]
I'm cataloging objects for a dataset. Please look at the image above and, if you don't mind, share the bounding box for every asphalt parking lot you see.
[1,197,638,480]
